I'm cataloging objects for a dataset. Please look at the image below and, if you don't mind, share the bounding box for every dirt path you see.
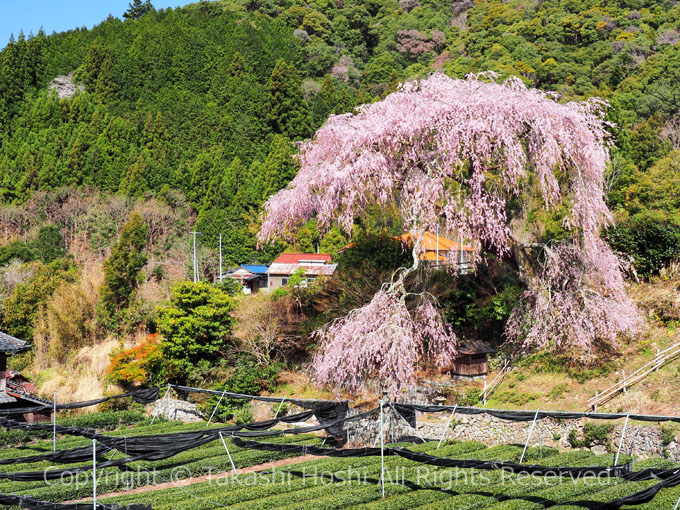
[66,454,323,503]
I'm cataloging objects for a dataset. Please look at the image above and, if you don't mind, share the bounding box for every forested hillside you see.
[2,0,680,401]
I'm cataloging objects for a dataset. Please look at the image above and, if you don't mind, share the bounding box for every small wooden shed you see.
[450,340,495,377]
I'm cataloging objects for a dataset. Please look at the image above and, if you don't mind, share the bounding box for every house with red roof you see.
[266,253,337,291]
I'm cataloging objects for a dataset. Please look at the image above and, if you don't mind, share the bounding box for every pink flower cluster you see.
[506,241,642,357]
[313,290,457,393]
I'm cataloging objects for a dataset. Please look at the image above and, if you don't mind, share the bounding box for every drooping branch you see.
[258,72,641,392]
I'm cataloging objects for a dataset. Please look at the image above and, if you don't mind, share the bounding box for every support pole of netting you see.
[53,390,57,453]
[92,439,97,510]
[274,396,288,419]
[520,408,540,463]
[673,494,680,510]
[380,400,385,499]
[206,390,227,427]
[614,413,630,466]
[151,384,170,425]
[219,432,238,475]
[438,406,457,449]
[392,405,426,443]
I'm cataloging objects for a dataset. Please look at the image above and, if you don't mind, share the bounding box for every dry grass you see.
[33,337,131,404]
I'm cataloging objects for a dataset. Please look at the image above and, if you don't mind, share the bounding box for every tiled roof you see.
[457,340,495,355]
[267,263,337,276]
[0,392,17,405]
[0,331,28,353]
[271,253,331,264]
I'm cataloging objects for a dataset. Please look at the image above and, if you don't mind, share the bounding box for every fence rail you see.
[588,341,680,410]
[480,359,510,404]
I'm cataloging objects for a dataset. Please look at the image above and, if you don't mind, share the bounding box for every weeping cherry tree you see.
[258,73,642,393]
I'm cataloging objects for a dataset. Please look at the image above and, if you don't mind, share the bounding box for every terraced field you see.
[95,439,679,509]
[0,417,321,503]
[1,414,679,509]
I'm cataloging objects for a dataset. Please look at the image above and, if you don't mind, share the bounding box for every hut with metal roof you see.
[0,331,51,422]
[449,340,495,377]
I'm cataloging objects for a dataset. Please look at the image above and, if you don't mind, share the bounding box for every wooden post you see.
[483,380,487,406]
[622,371,626,393]
[594,391,598,412]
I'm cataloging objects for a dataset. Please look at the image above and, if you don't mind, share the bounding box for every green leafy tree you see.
[156,281,235,380]
[98,212,149,328]
[30,225,66,263]
[2,258,75,340]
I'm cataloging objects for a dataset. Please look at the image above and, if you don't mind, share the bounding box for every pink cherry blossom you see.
[258,72,641,392]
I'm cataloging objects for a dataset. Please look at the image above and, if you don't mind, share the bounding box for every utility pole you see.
[191,231,201,283]
[219,233,223,282]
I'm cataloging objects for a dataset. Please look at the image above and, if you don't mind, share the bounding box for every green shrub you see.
[548,383,568,399]
[457,388,481,406]
[607,219,680,278]
[661,425,677,446]
[568,423,614,448]
[200,359,280,422]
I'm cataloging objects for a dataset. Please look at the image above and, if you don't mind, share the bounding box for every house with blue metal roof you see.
[225,264,269,294]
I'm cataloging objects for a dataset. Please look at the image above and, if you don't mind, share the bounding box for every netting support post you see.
[151,384,171,425]
[520,408,540,463]
[438,406,457,450]
[614,413,630,466]
[53,390,57,453]
[219,432,238,475]
[92,439,97,510]
[207,390,227,428]
[392,405,426,444]
[274,397,288,419]
[673,494,680,510]
[380,400,385,499]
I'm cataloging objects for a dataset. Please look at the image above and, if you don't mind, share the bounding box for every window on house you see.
[281,278,289,286]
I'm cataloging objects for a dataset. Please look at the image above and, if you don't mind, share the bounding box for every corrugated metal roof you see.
[240,264,269,274]
[271,253,331,264]
[267,263,337,276]
[0,331,28,353]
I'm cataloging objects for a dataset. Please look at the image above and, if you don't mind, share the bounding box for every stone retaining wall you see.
[346,407,680,460]
[149,397,204,422]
